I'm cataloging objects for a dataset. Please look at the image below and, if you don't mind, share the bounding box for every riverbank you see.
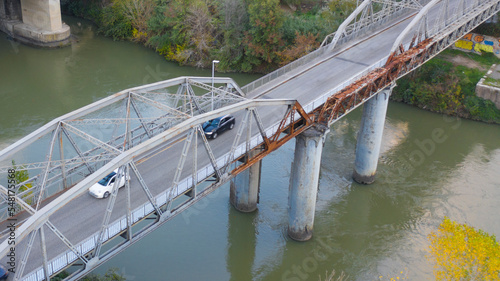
[61,0,350,73]
[60,0,500,124]
[392,49,500,124]
[2,15,500,281]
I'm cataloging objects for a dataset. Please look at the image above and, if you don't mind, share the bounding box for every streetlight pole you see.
[212,60,219,111]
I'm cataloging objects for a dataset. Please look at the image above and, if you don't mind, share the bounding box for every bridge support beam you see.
[0,0,70,47]
[353,86,391,185]
[288,125,328,241]
[230,149,261,212]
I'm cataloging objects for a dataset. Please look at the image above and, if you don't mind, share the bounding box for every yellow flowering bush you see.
[428,217,500,280]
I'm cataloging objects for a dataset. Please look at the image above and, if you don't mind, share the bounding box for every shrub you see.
[428,217,500,280]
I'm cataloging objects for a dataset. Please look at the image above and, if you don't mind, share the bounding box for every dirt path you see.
[439,53,488,71]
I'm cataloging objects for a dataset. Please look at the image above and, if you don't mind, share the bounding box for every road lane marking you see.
[136,136,187,165]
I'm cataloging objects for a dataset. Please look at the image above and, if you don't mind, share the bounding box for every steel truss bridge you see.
[0,0,498,280]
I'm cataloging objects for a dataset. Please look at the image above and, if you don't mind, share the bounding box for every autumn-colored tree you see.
[119,0,155,42]
[278,31,319,66]
[243,0,285,72]
[181,0,218,67]
[10,160,33,208]
[428,217,500,280]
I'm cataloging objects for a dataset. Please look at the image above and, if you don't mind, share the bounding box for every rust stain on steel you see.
[231,101,312,176]
[316,38,434,124]
[230,38,435,178]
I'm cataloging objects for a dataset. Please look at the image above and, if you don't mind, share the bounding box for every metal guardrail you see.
[240,1,414,96]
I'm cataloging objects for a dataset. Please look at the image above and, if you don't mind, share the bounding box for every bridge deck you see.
[2,0,497,279]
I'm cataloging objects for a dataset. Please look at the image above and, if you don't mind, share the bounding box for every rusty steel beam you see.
[316,37,434,125]
[230,101,312,176]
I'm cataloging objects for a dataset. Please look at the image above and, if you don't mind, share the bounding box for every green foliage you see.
[51,270,70,281]
[11,160,31,192]
[216,0,249,71]
[62,0,355,72]
[52,268,125,281]
[393,54,500,124]
[243,0,285,71]
[281,13,331,44]
[62,0,103,21]
[82,268,126,281]
[428,217,500,280]
[99,1,134,40]
[473,15,500,37]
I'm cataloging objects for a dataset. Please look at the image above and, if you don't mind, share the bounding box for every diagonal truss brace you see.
[35,123,62,210]
[165,129,195,213]
[131,92,191,119]
[94,166,126,258]
[129,162,163,217]
[62,122,121,154]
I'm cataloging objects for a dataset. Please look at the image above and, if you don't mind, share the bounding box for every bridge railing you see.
[241,1,415,96]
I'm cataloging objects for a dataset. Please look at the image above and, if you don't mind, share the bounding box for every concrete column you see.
[288,125,329,241]
[21,0,62,30]
[0,0,70,47]
[352,87,391,184]
[230,150,261,212]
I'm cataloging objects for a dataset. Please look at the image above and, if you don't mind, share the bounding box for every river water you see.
[1,17,500,281]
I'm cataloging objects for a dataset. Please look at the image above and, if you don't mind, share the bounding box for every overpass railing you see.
[241,1,414,95]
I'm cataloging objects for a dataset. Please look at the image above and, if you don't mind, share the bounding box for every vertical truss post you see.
[246,109,253,154]
[58,129,68,190]
[191,130,198,197]
[124,94,132,150]
[125,164,132,241]
[40,225,51,281]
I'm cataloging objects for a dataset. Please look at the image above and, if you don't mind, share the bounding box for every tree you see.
[428,217,500,280]
[10,160,33,207]
[217,0,248,71]
[243,0,285,72]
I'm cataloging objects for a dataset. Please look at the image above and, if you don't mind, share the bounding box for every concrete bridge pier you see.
[352,86,392,184]
[0,0,70,47]
[288,124,329,241]
[230,149,261,212]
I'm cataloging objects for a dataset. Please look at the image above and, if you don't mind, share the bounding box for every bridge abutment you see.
[288,125,328,241]
[230,149,261,212]
[0,0,70,47]
[352,86,392,184]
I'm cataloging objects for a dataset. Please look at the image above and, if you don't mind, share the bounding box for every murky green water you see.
[1,16,500,281]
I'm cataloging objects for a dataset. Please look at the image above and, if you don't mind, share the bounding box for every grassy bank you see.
[392,49,500,124]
